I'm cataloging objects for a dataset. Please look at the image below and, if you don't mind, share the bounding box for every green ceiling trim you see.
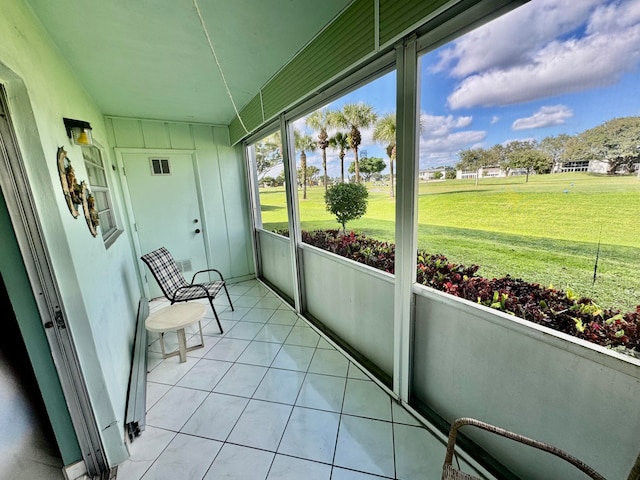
[379,0,451,45]
[240,94,264,133]
[229,115,245,145]
[261,0,375,120]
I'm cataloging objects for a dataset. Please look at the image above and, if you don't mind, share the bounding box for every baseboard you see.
[63,460,89,480]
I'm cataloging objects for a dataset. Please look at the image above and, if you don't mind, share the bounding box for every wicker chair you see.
[442,418,606,480]
[140,247,233,334]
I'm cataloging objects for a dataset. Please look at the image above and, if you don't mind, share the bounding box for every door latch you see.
[54,309,67,329]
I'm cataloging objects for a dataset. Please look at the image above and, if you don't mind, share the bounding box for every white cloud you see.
[418,112,486,167]
[442,0,640,109]
[433,0,600,77]
[512,105,573,130]
[490,116,500,125]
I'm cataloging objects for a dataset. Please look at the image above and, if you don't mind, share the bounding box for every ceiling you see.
[25,0,353,125]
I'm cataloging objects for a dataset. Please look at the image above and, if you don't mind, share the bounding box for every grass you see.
[258,173,640,312]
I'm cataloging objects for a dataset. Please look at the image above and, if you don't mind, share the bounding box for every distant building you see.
[419,168,447,181]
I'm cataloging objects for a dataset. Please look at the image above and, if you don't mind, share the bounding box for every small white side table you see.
[145,303,206,363]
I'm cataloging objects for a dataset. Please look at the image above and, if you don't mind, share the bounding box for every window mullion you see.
[393,35,419,402]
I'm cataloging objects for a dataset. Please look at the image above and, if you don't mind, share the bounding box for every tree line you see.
[255,102,399,198]
[456,116,640,182]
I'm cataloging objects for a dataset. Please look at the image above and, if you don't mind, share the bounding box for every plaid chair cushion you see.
[141,247,202,301]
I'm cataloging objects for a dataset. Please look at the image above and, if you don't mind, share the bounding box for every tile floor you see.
[117,279,481,480]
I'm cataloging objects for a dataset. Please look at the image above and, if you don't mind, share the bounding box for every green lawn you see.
[259,173,640,312]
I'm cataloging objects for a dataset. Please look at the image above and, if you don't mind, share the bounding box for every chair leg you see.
[208,297,224,334]
[223,283,234,311]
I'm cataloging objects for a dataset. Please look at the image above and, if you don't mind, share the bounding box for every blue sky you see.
[291,0,640,177]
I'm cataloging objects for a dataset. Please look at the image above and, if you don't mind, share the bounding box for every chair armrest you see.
[444,418,606,480]
[172,284,210,300]
[191,268,225,284]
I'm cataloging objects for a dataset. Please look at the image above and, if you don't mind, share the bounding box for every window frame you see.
[81,144,121,246]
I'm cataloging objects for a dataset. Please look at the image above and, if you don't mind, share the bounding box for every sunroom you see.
[1,0,639,479]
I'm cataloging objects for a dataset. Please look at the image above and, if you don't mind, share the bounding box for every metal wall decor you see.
[57,146,99,237]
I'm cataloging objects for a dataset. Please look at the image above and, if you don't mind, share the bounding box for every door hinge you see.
[122,166,127,176]
[134,223,138,232]
[54,309,67,329]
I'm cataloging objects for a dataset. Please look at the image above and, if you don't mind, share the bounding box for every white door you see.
[122,152,207,299]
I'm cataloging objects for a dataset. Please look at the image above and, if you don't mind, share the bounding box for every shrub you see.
[286,229,639,357]
[324,183,368,233]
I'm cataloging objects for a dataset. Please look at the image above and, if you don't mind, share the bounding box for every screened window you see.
[247,131,287,235]
[82,145,118,243]
[415,0,640,320]
[291,71,397,270]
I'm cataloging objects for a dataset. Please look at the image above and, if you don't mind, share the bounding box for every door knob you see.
[195,228,201,234]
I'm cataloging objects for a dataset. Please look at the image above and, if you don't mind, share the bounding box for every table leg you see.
[177,328,187,363]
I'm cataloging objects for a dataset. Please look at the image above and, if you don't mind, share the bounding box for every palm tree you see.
[330,103,377,183]
[328,131,350,183]
[373,113,396,197]
[294,129,316,199]
[305,109,331,191]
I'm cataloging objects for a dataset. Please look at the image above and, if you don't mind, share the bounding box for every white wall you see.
[0,0,141,465]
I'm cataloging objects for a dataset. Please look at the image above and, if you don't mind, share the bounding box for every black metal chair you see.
[140,247,233,333]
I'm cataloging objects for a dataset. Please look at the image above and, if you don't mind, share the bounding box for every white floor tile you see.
[342,379,392,421]
[224,321,263,340]
[228,284,253,295]
[146,382,171,410]
[185,336,219,359]
[204,338,250,362]
[285,326,320,348]
[278,407,340,463]
[236,341,282,367]
[308,349,349,377]
[203,443,273,480]
[295,373,346,413]
[394,423,446,480]
[146,357,196,386]
[212,363,267,397]
[219,306,251,321]
[233,296,260,308]
[255,297,284,309]
[176,358,232,391]
[241,307,276,323]
[271,344,315,371]
[331,467,394,479]
[146,386,207,431]
[202,319,236,336]
[391,402,422,427]
[267,454,332,480]
[253,368,306,404]
[180,392,249,441]
[116,426,175,480]
[244,285,270,297]
[146,352,164,373]
[227,399,293,451]
[334,415,395,478]
[267,310,298,326]
[141,433,221,480]
[254,324,294,343]
[347,363,370,380]
[317,338,336,350]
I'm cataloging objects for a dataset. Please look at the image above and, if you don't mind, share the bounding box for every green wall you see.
[106,117,255,280]
[0,192,82,465]
[0,0,141,466]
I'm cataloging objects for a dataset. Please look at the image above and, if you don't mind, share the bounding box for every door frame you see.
[0,85,110,476]
[115,148,212,298]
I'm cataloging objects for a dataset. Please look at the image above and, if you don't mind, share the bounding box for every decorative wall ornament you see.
[56,146,99,237]
[57,146,79,217]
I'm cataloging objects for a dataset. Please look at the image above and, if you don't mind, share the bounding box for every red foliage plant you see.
[275,229,639,357]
